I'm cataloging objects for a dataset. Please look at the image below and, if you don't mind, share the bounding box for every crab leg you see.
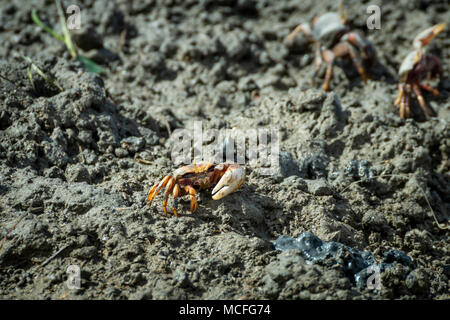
[322,49,335,91]
[346,44,367,82]
[284,23,313,44]
[404,87,411,119]
[399,94,405,119]
[342,32,371,81]
[148,184,158,202]
[393,84,404,107]
[163,177,175,216]
[412,83,434,117]
[321,41,368,91]
[171,184,181,217]
[185,186,198,213]
[398,85,410,119]
[212,164,245,200]
[148,175,172,204]
[418,82,439,97]
[311,42,323,85]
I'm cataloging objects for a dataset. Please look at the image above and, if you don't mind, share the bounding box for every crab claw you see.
[211,164,245,200]
[413,23,446,50]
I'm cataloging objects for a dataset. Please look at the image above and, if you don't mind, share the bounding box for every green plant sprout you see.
[31,0,105,74]
[23,55,63,92]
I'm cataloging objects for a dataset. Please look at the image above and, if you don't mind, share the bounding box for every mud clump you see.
[273,232,418,293]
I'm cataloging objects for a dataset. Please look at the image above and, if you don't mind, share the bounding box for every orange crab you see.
[147,162,245,216]
[394,23,446,118]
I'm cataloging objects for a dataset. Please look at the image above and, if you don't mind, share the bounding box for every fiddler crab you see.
[394,23,446,119]
[285,11,376,91]
[147,162,245,217]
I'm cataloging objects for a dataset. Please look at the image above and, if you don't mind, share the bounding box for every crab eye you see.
[207,166,215,172]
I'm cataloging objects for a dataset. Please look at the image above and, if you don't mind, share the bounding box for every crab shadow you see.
[175,183,284,241]
[336,59,397,89]
[402,81,447,122]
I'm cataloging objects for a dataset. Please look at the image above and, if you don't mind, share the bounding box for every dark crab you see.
[285,11,376,91]
[393,23,446,119]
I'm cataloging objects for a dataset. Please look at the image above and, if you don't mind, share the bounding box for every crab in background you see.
[393,23,446,119]
[148,162,245,217]
[284,10,377,91]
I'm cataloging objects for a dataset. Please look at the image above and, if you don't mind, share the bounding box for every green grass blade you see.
[27,66,36,91]
[32,2,104,75]
[31,9,64,43]
[77,56,106,74]
[23,55,63,92]
[56,0,77,58]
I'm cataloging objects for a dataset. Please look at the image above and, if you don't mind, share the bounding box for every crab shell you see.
[398,50,421,81]
[174,162,245,200]
[312,12,348,48]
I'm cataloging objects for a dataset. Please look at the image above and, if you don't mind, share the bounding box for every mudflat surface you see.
[0,0,449,299]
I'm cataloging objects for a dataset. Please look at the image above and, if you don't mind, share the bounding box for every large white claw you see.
[413,23,446,50]
[211,164,245,200]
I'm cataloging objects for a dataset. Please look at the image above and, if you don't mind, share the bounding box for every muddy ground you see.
[0,0,449,300]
